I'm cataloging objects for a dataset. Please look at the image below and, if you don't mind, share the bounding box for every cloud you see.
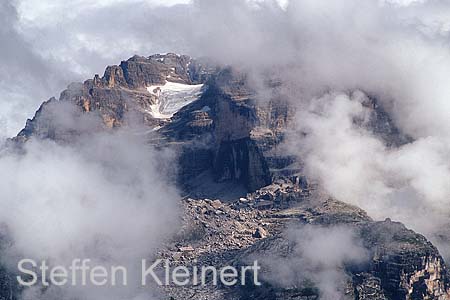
[0,106,181,299]
[1,0,450,296]
[258,225,368,300]
[170,0,450,257]
[153,0,450,260]
[287,91,449,228]
[186,0,450,138]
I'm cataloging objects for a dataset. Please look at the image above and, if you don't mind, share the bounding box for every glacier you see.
[146,81,204,119]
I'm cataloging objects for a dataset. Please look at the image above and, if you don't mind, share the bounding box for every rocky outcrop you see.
[13,55,277,192]
[103,53,209,89]
[353,273,388,300]
[158,182,450,300]
[361,96,412,147]
[361,220,450,300]
[16,54,213,140]
[12,54,413,194]
[213,138,271,191]
[227,198,450,300]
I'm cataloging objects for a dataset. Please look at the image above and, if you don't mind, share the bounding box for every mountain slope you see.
[3,53,448,300]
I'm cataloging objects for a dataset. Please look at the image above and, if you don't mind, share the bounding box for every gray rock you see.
[253,227,268,239]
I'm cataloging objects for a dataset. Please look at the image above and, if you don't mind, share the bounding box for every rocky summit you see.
[2,53,449,300]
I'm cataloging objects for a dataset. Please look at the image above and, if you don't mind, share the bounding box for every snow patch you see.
[146,81,204,119]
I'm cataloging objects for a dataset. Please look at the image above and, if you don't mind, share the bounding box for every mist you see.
[1,0,450,298]
[0,104,181,299]
[178,0,450,257]
[255,225,368,300]
[286,91,450,253]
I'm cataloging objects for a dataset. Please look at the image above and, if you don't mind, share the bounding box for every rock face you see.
[0,267,15,300]
[361,96,412,147]
[362,220,450,300]
[17,54,213,140]
[14,56,279,192]
[162,68,296,192]
[228,199,450,300]
[160,193,450,300]
[5,53,450,300]
[213,138,271,191]
[353,273,388,300]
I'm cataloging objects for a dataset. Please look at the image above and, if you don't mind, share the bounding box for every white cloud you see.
[259,225,368,300]
[1,0,450,274]
[0,124,180,300]
[17,0,191,23]
[287,91,450,253]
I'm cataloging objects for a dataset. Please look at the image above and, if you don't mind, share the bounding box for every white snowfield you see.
[146,81,204,119]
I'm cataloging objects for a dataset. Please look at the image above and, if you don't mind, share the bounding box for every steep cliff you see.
[14,55,277,192]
